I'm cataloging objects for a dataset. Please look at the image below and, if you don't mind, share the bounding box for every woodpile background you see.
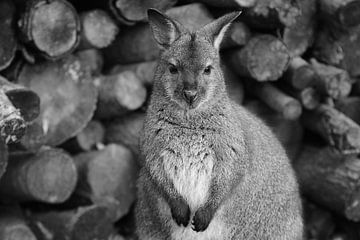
[1,0,360,239]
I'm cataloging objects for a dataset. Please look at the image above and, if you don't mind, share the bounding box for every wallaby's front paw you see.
[170,199,191,227]
[192,206,213,232]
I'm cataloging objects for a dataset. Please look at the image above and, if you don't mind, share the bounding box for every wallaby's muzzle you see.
[183,89,198,105]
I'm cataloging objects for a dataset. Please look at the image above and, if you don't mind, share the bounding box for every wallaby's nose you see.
[183,89,198,104]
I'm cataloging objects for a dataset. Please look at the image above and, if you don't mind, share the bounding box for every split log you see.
[313,27,360,77]
[222,64,244,105]
[109,61,157,87]
[246,81,302,120]
[302,104,360,154]
[105,112,145,157]
[74,144,138,220]
[319,0,360,29]
[221,22,251,49]
[61,120,105,154]
[30,205,114,240]
[282,0,316,57]
[0,90,26,144]
[0,140,8,180]
[245,101,303,160]
[227,34,290,82]
[295,145,360,221]
[76,49,104,76]
[94,71,147,119]
[336,97,360,125]
[79,9,119,50]
[310,58,352,100]
[17,55,98,146]
[18,0,80,60]
[0,147,77,203]
[0,206,36,240]
[0,0,17,71]
[103,3,213,64]
[282,57,319,90]
[0,76,40,122]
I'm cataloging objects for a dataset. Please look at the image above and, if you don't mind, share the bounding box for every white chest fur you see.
[161,144,214,210]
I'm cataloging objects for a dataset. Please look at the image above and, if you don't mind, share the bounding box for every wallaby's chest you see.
[160,132,214,210]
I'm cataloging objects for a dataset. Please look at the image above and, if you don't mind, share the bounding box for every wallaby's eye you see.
[203,66,212,75]
[169,64,178,74]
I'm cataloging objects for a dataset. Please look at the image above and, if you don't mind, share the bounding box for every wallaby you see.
[135,9,303,240]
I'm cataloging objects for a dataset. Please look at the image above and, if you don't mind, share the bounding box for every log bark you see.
[295,145,360,221]
[30,205,114,240]
[0,147,77,203]
[0,140,8,180]
[74,144,138,220]
[109,0,177,25]
[0,206,36,240]
[221,22,251,49]
[94,71,147,119]
[282,57,319,90]
[76,49,104,76]
[319,0,360,29]
[313,26,360,77]
[103,3,213,64]
[17,55,98,146]
[105,112,145,157]
[336,97,360,125]
[61,120,105,154]
[246,81,302,120]
[227,34,290,82]
[310,58,352,100]
[282,0,316,57]
[0,76,40,122]
[18,0,80,60]
[0,89,26,144]
[302,104,360,155]
[0,0,17,71]
[79,9,119,50]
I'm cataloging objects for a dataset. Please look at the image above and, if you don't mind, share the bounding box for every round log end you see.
[283,99,302,120]
[300,88,321,110]
[2,225,37,240]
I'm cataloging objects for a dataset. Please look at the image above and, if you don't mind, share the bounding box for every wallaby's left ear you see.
[198,11,241,50]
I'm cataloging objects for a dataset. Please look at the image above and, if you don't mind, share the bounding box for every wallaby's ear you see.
[147,8,184,49]
[199,11,241,50]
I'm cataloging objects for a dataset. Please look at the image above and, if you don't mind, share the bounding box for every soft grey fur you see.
[135,9,303,240]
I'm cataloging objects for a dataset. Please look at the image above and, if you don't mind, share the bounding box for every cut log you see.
[94,71,147,119]
[282,0,316,57]
[0,0,17,71]
[245,101,303,160]
[302,104,360,154]
[76,49,104,76]
[227,34,290,82]
[0,147,77,203]
[0,140,8,180]
[336,97,360,125]
[74,144,138,219]
[105,112,145,157]
[319,0,360,29]
[79,9,119,50]
[0,76,40,122]
[0,90,26,144]
[310,58,352,100]
[313,27,360,77]
[17,55,98,146]
[30,205,114,240]
[295,145,360,221]
[283,57,319,90]
[18,0,80,60]
[0,206,36,240]
[294,87,321,110]
[246,81,302,120]
[241,0,301,29]
[109,61,157,87]
[221,22,251,49]
[103,3,213,64]
[222,64,244,105]
[109,0,177,25]
[61,120,105,154]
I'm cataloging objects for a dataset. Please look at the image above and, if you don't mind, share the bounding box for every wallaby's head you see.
[148,9,240,110]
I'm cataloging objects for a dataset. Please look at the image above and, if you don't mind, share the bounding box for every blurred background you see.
[0,0,360,239]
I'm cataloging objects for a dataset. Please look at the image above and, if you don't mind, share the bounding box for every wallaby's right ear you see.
[147,9,184,49]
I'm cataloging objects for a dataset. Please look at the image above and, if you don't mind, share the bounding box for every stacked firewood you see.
[1,0,360,239]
